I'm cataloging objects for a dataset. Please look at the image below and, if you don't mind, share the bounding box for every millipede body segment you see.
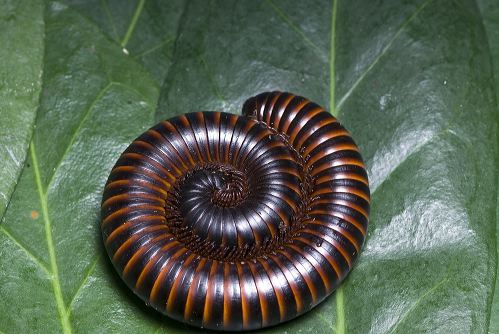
[101,91,370,331]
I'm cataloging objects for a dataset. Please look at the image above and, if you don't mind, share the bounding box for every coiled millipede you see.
[101,91,370,331]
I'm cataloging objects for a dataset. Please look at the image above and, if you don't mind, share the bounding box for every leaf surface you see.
[0,1,498,333]
[0,0,44,221]
[476,0,499,332]
[0,2,160,332]
[63,0,185,84]
[158,1,498,333]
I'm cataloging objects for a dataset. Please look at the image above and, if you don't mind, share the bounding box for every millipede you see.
[101,91,370,331]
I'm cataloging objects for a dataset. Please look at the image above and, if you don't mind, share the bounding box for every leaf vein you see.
[132,37,174,59]
[110,81,158,107]
[335,0,433,114]
[121,0,147,48]
[317,312,336,333]
[266,0,327,60]
[45,82,113,193]
[30,142,72,334]
[66,255,100,317]
[330,0,338,116]
[387,277,449,333]
[335,286,346,334]
[0,225,51,275]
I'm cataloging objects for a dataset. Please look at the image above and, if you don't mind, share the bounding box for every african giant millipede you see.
[101,91,370,331]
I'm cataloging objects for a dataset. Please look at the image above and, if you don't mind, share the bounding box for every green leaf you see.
[62,0,185,84]
[0,0,44,221]
[476,1,499,332]
[158,1,498,333]
[0,2,160,333]
[1,0,498,333]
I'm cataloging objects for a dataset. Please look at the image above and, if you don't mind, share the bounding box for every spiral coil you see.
[101,91,370,331]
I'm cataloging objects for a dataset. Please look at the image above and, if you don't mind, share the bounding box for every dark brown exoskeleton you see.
[101,92,370,331]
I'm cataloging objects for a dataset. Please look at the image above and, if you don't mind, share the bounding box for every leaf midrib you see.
[25,80,155,332]
[329,0,338,117]
[327,0,433,332]
[30,141,72,334]
[265,0,432,119]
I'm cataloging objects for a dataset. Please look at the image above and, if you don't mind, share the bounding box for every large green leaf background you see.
[477,1,499,332]
[0,0,497,333]
[0,0,44,222]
